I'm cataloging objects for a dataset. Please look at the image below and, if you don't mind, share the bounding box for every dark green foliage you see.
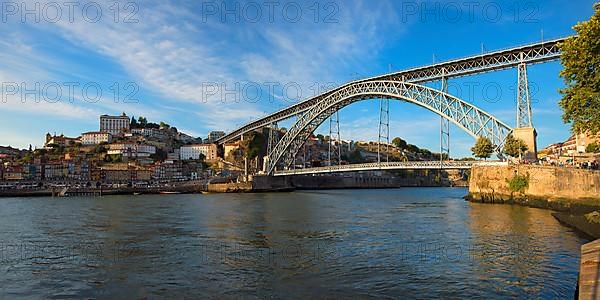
[507,174,529,193]
[558,3,600,134]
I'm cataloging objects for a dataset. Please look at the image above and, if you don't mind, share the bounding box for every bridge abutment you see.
[512,127,538,161]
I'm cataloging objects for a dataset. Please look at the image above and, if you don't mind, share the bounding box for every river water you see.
[0,188,587,299]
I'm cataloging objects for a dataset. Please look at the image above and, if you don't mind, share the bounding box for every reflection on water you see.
[0,188,586,298]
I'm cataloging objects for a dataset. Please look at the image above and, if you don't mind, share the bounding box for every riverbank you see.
[207,169,468,193]
[553,212,600,239]
[466,164,600,239]
[0,181,206,197]
[466,165,600,213]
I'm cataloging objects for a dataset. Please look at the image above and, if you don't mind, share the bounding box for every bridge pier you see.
[512,127,538,162]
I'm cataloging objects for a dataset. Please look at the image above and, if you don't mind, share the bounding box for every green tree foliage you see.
[347,149,364,164]
[138,116,148,128]
[559,3,600,134]
[406,144,420,153]
[507,174,529,193]
[471,137,493,160]
[392,137,407,149]
[104,154,122,163]
[503,135,528,158]
[93,145,107,154]
[34,149,47,157]
[241,132,264,160]
[586,142,600,153]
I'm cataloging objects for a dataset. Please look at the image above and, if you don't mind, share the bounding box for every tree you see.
[160,121,170,129]
[503,135,528,159]
[558,3,600,135]
[586,143,600,153]
[130,116,138,128]
[347,149,364,164]
[471,137,494,160]
[407,144,420,153]
[392,137,407,149]
[240,132,264,160]
[138,116,148,128]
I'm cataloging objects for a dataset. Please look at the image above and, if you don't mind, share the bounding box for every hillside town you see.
[0,113,227,192]
[1,112,599,194]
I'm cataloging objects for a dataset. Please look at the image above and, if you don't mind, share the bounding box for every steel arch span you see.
[265,80,513,175]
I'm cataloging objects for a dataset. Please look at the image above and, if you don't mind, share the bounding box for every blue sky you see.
[0,0,596,157]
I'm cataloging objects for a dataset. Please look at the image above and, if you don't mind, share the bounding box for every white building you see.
[180,144,217,160]
[131,128,168,140]
[81,132,112,145]
[100,114,130,136]
[107,143,156,158]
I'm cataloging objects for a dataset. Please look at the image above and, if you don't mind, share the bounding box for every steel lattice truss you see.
[217,37,565,145]
[517,63,533,127]
[265,81,512,175]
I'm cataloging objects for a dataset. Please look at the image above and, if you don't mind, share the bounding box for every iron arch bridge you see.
[265,80,512,175]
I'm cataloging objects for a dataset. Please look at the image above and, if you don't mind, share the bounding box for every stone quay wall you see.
[467,165,600,213]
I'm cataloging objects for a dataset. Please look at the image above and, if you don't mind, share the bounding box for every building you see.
[23,162,44,181]
[224,142,240,159]
[107,143,156,158]
[81,132,112,145]
[131,128,168,140]
[100,113,130,136]
[2,165,23,181]
[544,132,600,157]
[44,133,80,148]
[152,161,183,181]
[207,131,225,143]
[180,144,217,160]
[44,162,68,180]
[167,149,180,161]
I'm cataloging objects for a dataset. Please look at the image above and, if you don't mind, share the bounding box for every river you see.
[0,188,587,298]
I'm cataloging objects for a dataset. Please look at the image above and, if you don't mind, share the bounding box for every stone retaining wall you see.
[467,165,600,213]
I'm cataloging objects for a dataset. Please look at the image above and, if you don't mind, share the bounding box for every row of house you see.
[0,159,204,183]
[542,132,600,159]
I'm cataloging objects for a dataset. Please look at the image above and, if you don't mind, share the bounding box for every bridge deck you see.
[218,37,567,144]
[272,161,507,176]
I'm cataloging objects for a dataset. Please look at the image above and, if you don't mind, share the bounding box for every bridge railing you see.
[272,161,506,176]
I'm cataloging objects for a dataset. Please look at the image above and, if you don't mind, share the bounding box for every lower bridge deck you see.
[273,161,506,176]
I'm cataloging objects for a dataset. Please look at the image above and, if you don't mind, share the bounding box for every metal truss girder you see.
[266,81,513,175]
[217,38,565,145]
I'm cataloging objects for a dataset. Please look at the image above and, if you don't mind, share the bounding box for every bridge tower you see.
[440,71,450,163]
[267,122,279,158]
[513,54,538,161]
[328,112,341,166]
[378,96,390,163]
